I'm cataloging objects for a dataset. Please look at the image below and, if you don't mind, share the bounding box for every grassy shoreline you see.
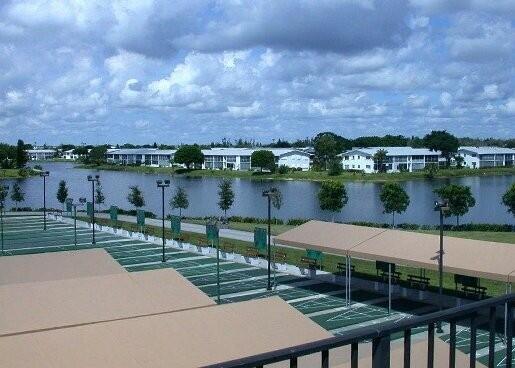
[82,215,512,296]
[75,163,515,183]
[0,168,38,180]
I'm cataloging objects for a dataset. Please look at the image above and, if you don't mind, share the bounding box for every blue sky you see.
[0,0,514,145]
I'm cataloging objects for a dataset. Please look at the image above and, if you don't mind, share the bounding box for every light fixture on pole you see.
[87,175,100,244]
[434,200,449,333]
[70,197,87,248]
[0,185,9,255]
[40,171,50,230]
[157,179,171,263]
[262,188,280,291]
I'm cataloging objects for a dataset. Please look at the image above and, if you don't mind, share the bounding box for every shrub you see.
[277,165,289,174]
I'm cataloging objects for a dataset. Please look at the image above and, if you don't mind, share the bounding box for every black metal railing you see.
[203,294,514,368]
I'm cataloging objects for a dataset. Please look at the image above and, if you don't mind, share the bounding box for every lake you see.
[3,162,514,225]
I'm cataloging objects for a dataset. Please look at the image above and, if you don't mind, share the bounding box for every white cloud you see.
[440,92,453,107]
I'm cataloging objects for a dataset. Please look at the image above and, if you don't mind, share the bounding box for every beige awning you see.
[0,268,215,336]
[0,249,125,285]
[0,297,332,368]
[276,220,515,283]
[275,220,386,256]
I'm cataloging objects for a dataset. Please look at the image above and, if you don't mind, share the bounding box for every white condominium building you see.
[341,147,443,173]
[457,146,515,168]
[202,148,311,171]
[106,148,176,167]
[27,149,56,161]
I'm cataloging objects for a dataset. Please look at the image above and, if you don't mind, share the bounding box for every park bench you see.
[300,256,319,270]
[454,274,486,298]
[245,247,260,258]
[274,251,287,264]
[407,274,430,289]
[376,261,401,283]
[336,262,355,276]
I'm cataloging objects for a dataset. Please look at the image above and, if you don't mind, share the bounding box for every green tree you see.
[423,130,459,167]
[434,184,476,225]
[217,179,234,219]
[95,180,105,212]
[327,158,343,176]
[318,181,348,221]
[56,180,69,210]
[314,133,340,169]
[502,183,515,216]
[174,145,204,169]
[11,182,25,211]
[0,185,8,209]
[373,149,388,173]
[127,185,145,209]
[454,155,464,169]
[87,145,108,166]
[170,187,189,217]
[424,163,438,179]
[379,183,410,227]
[251,150,276,172]
[16,139,28,168]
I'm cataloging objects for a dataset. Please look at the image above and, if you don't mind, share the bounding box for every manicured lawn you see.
[86,216,513,297]
[418,230,515,244]
[183,218,295,235]
[0,169,37,179]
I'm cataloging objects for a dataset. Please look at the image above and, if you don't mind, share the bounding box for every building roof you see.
[0,297,331,368]
[343,146,441,157]
[0,268,214,336]
[458,146,515,155]
[276,220,515,282]
[0,249,125,286]
[202,147,310,157]
[27,149,56,153]
[108,148,176,155]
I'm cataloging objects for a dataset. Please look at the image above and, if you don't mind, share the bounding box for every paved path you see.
[93,213,273,244]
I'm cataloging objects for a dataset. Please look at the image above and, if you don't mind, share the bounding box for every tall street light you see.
[87,175,100,244]
[0,185,9,255]
[262,188,280,291]
[157,179,171,263]
[70,197,87,248]
[434,200,449,333]
[40,171,50,230]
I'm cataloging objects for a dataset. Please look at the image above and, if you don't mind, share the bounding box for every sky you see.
[0,0,514,145]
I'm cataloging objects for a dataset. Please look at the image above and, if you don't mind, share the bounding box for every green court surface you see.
[2,215,513,366]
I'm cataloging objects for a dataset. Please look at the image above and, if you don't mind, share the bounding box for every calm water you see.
[3,162,514,225]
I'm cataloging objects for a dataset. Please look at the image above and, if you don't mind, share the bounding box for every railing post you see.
[351,342,358,368]
[427,323,435,368]
[290,357,298,368]
[404,328,411,368]
[507,301,513,368]
[488,306,496,368]
[449,321,456,368]
[470,314,477,368]
[372,335,390,368]
[321,349,329,368]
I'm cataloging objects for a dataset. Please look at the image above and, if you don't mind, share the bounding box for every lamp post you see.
[157,179,170,263]
[434,200,449,333]
[70,197,87,248]
[0,185,9,255]
[262,188,280,291]
[87,175,100,244]
[40,171,50,230]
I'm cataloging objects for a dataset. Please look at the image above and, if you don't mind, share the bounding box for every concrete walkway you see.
[92,213,273,244]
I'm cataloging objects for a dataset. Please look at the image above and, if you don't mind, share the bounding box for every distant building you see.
[62,149,79,160]
[202,148,311,171]
[457,146,515,168]
[341,147,443,173]
[106,148,176,167]
[27,149,56,161]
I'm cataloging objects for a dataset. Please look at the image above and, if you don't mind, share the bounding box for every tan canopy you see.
[276,220,515,283]
[0,268,215,336]
[0,249,125,285]
[0,297,331,368]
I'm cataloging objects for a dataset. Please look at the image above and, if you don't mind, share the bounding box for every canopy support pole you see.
[388,263,392,315]
[345,255,348,307]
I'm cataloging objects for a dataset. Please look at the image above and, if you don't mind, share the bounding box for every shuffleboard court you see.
[2,215,511,366]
